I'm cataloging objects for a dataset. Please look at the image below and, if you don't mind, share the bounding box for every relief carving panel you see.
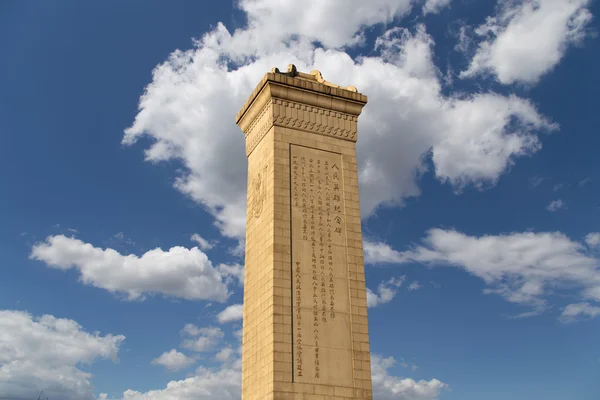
[251,164,268,218]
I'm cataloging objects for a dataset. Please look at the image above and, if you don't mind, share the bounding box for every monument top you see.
[235,64,367,126]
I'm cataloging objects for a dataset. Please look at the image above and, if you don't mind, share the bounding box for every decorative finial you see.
[270,64,358,92]
[310,70,358,93]
[286,64,298,76]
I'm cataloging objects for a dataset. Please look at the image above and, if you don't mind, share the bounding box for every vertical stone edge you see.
[342,149,373,399]
[243,122,278,400]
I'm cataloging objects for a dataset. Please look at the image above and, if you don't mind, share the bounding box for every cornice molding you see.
[239,66,367,157]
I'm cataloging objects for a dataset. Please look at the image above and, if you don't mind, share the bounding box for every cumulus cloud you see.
[461,0,593,84]
[558,302,600,323]
[0,310,124,400]
[408,281,422,291]
[122,363,241,400]
[30,235,239,302]
[151,349,195,371]
[123,345,446,400]
[123,1,556,242]
[546,199,566,211]
[217,264,244,286]
[585,233,600,248]
[367,276,406,307]
[371,354,448,400]
[364,240,406,264]
[215,347,236,362]
[217,304,243,324]
[377,229,600,315]
[422,0,451,15]
[180,326,224,353]
[237,0,415,49]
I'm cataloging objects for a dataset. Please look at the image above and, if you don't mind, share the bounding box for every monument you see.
[236,65,373,400]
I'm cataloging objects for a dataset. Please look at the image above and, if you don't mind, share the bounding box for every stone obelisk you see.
[236,65,372,400]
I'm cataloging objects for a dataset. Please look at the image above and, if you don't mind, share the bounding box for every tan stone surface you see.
[238,66,372,400]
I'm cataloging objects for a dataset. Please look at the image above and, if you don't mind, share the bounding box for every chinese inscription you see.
[290,145,352,386]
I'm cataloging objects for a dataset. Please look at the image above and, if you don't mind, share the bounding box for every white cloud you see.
[454,25,472,54]
[151,350,194,371]
[408,281,422,291]
[233,328,243,340]
[371,354,448,400]
[387,229,600,314]
[217,304,243,324]
[180,324,206,336]
[215,347,236,362]
[430,93,555,191]
[122,364,241,400]
[237,0,415,49]
[558,302,600,323]
[367,276,406,308]
[461,0,593,84]
[180,326,224,353]
[123,345,445,400]
[546,199,566,211]
[190,233,216,250]
[364,240,406,264]
[30,235,240,302]
[180,337,218,353]
[217,264,244,286]
[124,3,556,242]
[585,233,600,248]
[422,0,451,15]
[0,310,124,400]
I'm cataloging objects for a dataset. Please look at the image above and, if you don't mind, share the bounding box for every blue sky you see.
[1,1,599,399]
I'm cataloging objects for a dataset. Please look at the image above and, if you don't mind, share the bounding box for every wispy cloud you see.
[370,229,600,320]
[367,276,406,308]
[579,177,593,187]
[546,199,566,212]
[529,176,545,188]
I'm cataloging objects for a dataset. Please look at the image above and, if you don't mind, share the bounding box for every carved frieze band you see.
[245,98,358,156]
[272,98,358,141]
[245,99,274,157]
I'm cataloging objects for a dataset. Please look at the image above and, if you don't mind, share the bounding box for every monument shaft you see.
[236,66,373,400]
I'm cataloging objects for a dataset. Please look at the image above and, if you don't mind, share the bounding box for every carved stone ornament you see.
[251,164,268,218]
[270,64,359,93]
[244,98,358,156]
[245,99,274,157]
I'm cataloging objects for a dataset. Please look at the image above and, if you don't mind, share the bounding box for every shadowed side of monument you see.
[236,64,372,400]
